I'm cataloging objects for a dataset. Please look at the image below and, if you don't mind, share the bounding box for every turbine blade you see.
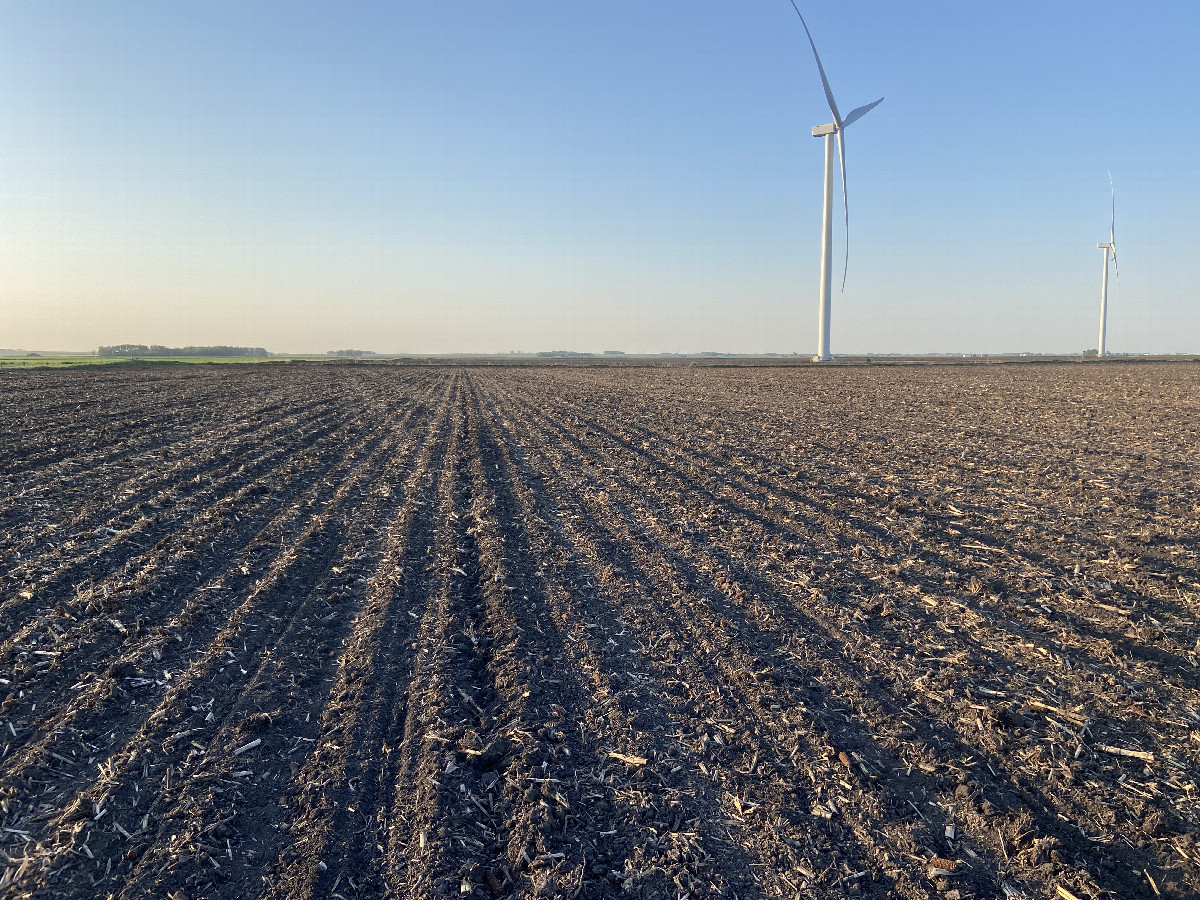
[1106,173,1119,300]
[788,1,842,125]
[1110,174,1116,245]
[837,128,849,291]
[841,97,884,129]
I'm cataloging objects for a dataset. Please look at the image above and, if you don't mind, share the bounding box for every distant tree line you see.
[326,349,376,357]
[97,344,268,358]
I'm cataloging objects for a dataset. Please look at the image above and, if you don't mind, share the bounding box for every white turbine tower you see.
[788,2,883,362]
[1096,173,1120,357]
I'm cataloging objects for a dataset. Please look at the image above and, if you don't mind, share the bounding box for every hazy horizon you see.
[3,2,1198,357]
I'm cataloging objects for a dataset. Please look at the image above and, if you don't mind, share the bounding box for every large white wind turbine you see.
[788,2,883,362]
[1096,173,1120,357]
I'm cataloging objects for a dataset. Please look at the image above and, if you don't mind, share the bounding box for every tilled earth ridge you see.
[0,362,1198,900]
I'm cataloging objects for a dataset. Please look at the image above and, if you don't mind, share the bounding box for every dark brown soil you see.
[1,362,1198,899]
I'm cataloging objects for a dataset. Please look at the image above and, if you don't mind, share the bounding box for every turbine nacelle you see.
[812,98,882,139]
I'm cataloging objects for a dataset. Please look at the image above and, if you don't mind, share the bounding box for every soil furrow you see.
[110,385,450,900]
[260,377,459,900]
[487,383,814,896]
[2,362,1197,900]
[0,398,359,633]
[0,391,423,750]
[1,376,449,896]
[382,388,525,898]
[503,381,1171,898]
[483,368,1198,899]
[575,395,1200,691]
[471,379,755,899]
[0,369,311,480]
[0,395,342,575]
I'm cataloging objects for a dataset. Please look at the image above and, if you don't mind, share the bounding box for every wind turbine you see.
[787,2,883,362]
[1096,173,1120,357]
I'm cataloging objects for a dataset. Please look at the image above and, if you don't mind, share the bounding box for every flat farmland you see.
[1,363,1198,900]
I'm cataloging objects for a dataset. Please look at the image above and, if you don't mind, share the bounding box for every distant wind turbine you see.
[1096,173,1120,357]
[787,2,883,362]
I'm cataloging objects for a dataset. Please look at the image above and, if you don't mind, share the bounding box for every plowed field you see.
[2,362,1198,900]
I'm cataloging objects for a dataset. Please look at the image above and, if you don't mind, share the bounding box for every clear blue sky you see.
[2,1,1197,355]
